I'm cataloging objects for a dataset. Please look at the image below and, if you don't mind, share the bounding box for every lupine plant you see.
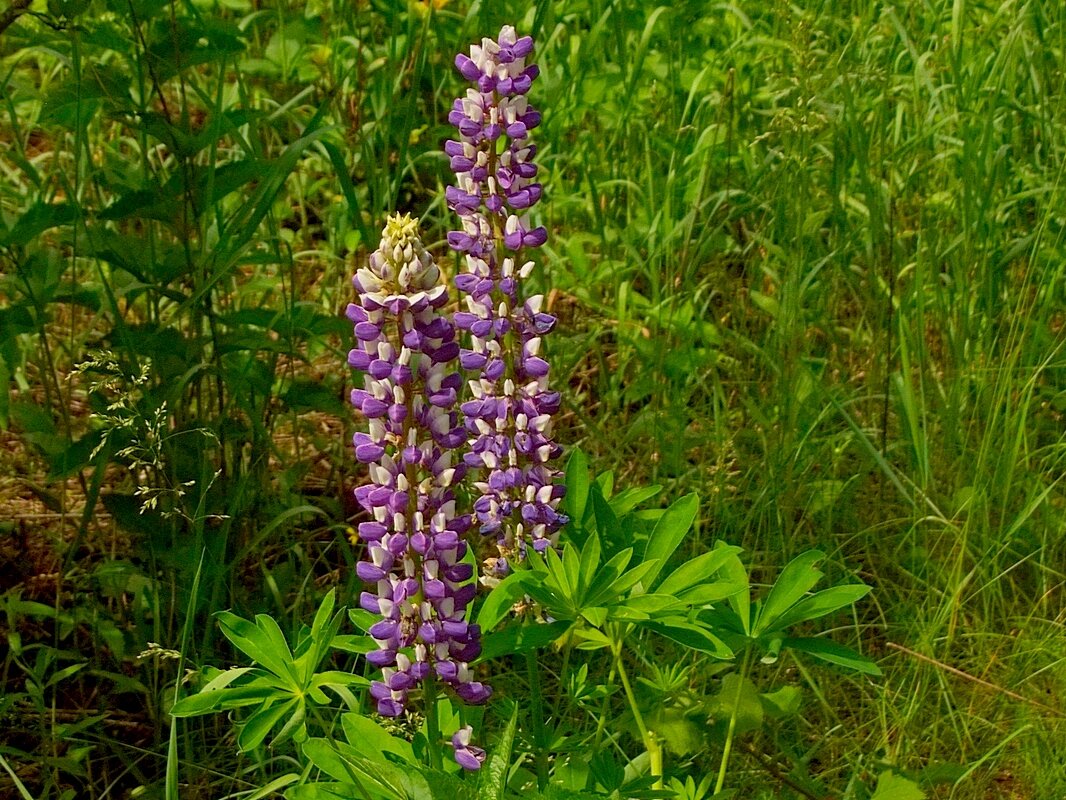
[167,24,880,800]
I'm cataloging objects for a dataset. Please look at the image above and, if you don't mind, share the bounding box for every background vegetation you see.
[0,0,1063,797]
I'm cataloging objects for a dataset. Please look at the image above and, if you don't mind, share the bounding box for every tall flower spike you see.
[348,214,490,719]
[446,27,567,572]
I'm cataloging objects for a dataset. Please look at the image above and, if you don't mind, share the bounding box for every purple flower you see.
[451,725,486,771]
[348,214,490,716]
[446,26,567,572]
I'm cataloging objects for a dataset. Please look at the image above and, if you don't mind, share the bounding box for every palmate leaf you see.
[870,771,926,800]
[301,738,406,798]
[301,738,463,800]
[713,542,751,635]
[783,637,881,676]
[615,593,680,619]
[589,484,623,554]
[640,493,699,587]
[561,541,582,597]
[607,484,662,517]
[654,545,742,597]
[285,784,366,800]
[563,447,590,534]
[642,618,732,659]
[754,550,825,636]
[581,547,635,607]
[215,612,291,681]
[169,681,277,717]
[768,583,872,633]
[576,531,602,596]
[238,697,299,752]
[593,558,659,606]
[476,572,529,632]
[478,620,570,662]
[340,713,416,764]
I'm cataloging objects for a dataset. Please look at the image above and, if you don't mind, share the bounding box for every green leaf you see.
[216,612,297,684]
[647,708,704,756]
[1,202,77,248]
[340,713,415,763]
[238,698,299,752]
[572,627,612,650]
[302,739,404,797]
[710,674,763,735]
[582,548,635,607]
[714,542,751,635]
[478,620,570,662]
[540,547,573,605]
[561,543,582,598]
[576,532,601,598]
[643,619,732,658]
[240,773,299,800]
[169,683,276,717]
[563,447,590,530]
[302,589,339,679]
[870,771,926,800]
[754,550,825,636]
[607,484,661,517]
[320,140,372,248]
[256,614,298,676]
[677,580,745,607]
[615,593,680,618]
[641,493,699,587]
[593,470,614,500]
[476,572,529,632]
[760,685,802,718]
[749,289,779,318]
[272,700,307,747]
[783,637,882,676]
[580,607,609,627]
[330,634,372,655]
[656,545,743,596]
[478,703,518,800]
[310,670,369,693]
[589,485,622,553]
[769,583,871,633]
[39,67,129,128]
[285,783,365,800]
[601,556,659,603]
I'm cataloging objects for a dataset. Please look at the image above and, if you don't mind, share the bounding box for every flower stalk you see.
[445,25,567,574]
[347,214,490,733]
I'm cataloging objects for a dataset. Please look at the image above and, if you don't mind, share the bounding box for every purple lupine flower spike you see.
[348,214,490,718]
[446,26,567,572]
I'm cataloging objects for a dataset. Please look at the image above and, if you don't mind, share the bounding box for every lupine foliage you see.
[1,1,1064,799]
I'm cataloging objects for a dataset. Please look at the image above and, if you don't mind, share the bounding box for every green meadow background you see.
[0,0,1064,797]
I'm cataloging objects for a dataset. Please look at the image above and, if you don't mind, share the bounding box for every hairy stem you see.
[611,627,662,789]
[715,648,753,795]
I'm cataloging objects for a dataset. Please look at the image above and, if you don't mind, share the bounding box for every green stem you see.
[525,649,550,790]
[611,629,662,789]
[589,655,617,752]
[714,648,753,795]
[424,679,442,770]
